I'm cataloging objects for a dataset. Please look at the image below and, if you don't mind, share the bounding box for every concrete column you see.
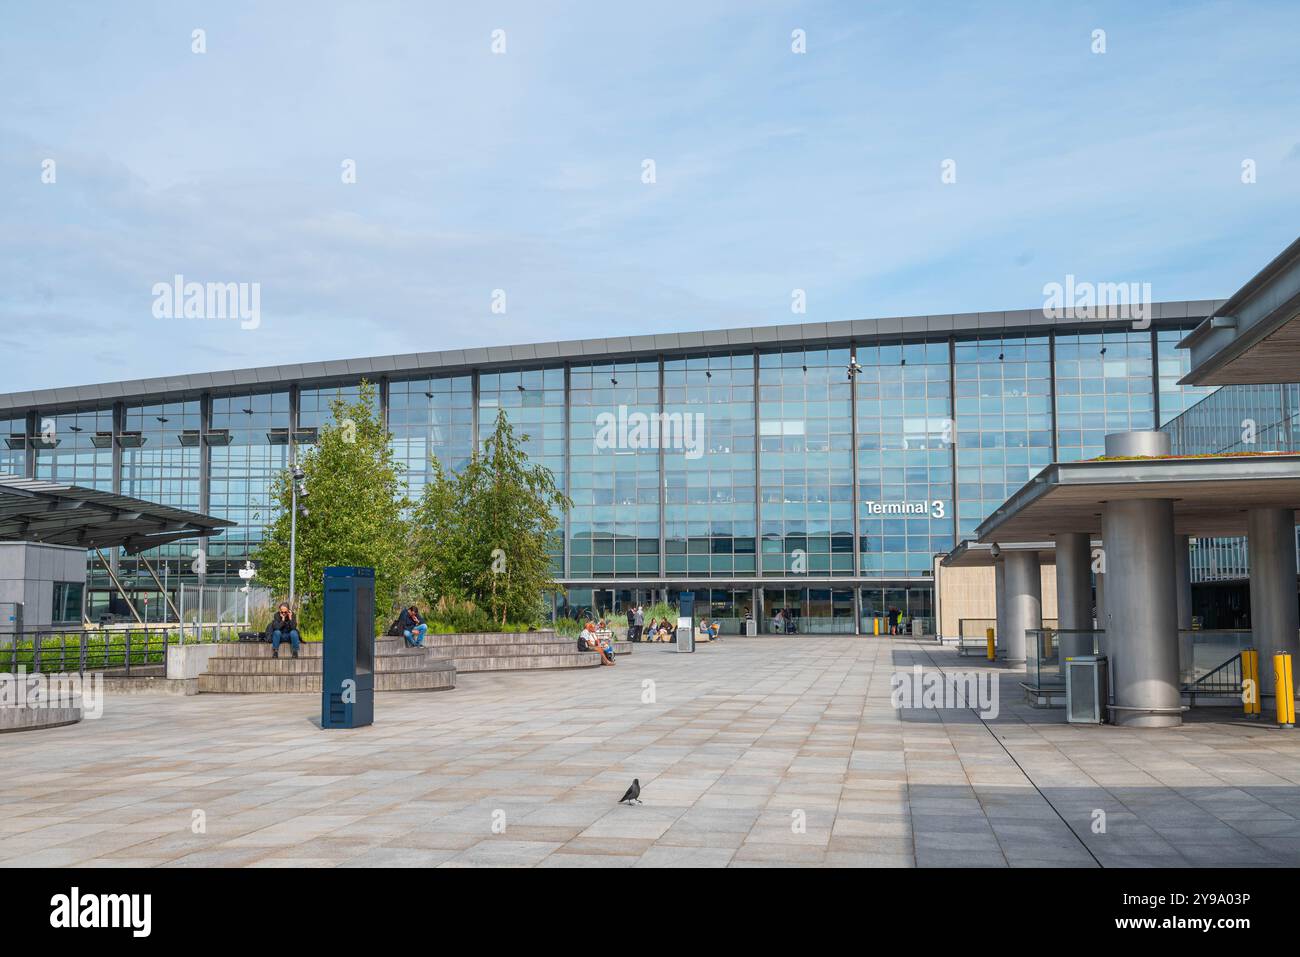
[1056,532,1093,661]
[1247,508,1300,698]
[1002,550,1042,664]
[994,559,1007,656]
[1101,498,1181,728]
[1174,534,1193,684]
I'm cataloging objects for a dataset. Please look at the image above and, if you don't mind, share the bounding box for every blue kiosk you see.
[320,566,375,729]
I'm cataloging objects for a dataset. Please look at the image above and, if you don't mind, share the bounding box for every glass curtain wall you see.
[388,374,474,499]
[1054,329,1154,462]
[663,352,756,577]
[208,391,290,586]
[33,406,114,488]
[855,339,953,577]
[954,335,1053,539]
[758,346,855,578]
[479,366,567,575]
[568,359,658,578]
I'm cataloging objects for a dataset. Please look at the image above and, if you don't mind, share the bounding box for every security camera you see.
[990,543,1001,558]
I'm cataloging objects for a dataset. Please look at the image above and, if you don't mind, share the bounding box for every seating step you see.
[195,666,456,694]
[202,654,453,676]
[453,653,605,673]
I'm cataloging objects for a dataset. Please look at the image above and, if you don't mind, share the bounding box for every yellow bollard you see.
[873,618,879,636]
[985,627,995,661]
[1243,650,1261,716]
[1275,653,1295,728]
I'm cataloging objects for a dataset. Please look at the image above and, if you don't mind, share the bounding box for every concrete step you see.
[428,641,590,658]
[203,653,452,676]
[217,637,416,658]
[196,662,456,694]
[421,631,562,648]
[452,652,604,673]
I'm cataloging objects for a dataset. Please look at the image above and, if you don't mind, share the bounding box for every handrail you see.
[1184,650,1245,695]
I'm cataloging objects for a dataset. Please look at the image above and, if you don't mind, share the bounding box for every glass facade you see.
[954,335,1053,539]
[1054,329,1153,462]
[388,374,474,498]
[855,339,953,577]
[208,390,291,578]
[479,366,566,574]
[33,406,115,489]
[1163,380,1299,585]
[3,316,1224,629]
[758,346,855,577]
[1,414,25,475]
[569,359,658,578]
[663,352,755,578]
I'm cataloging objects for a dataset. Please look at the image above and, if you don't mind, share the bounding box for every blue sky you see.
[2,0,1298,391]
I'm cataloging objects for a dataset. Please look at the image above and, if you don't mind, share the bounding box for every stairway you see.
[422,629,632,673]
[196,637,456,693]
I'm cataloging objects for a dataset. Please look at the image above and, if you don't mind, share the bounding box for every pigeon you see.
[619,778,642,805]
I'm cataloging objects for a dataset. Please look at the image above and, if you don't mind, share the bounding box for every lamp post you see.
[289,465,308,606]
[238,560,257,627]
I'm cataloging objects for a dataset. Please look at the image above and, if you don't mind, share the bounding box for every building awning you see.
[0,473,234,554]
[941,540,1062,568]
[1179,236,1300,385]
[974,454,1300,543]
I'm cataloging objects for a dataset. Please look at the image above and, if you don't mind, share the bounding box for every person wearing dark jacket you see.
[266,603,300,658]
[397,606,427,647]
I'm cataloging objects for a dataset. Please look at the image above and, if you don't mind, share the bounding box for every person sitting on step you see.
[397,605,428,647]
[266,603,300,659]
[579,621,615,665]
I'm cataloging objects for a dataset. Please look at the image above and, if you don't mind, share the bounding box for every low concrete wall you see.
[167,643,222,680]
[104,676,198,695]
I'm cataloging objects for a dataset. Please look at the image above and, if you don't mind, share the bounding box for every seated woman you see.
[578,621,615,665]
[397,605,428,647]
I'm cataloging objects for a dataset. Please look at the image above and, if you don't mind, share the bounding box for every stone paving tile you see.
[6,637,1300,867]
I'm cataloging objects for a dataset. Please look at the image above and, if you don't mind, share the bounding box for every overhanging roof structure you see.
[1180,236,1300,385]
[0,300,1224,415]
[974,454,1300,543]
[0,473,234,553]
[940,540,1061,567]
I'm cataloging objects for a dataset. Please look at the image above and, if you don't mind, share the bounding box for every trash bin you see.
[1065,655,1108,724]
[677,624,695,652]
[744,619,757,637]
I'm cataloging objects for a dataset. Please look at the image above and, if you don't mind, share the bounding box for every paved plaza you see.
[4,637,1300,867]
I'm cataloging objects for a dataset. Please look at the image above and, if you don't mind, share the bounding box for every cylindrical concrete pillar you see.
[1002,550,1042,664]
[1247,508,1300,698]
[1101,498,1182,728]
[994,558,1007,656]
[1094,568,1105,658]
[1174,534,1193,684]
[1056,532,1093,661]
[1104,430,1171,457]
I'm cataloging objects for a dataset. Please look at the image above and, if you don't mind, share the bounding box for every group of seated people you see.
[642,617,677,642]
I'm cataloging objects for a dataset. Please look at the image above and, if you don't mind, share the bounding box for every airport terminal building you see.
[0,297,1236,633]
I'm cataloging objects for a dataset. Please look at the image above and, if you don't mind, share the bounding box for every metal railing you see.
[1185,651,1245,697]
[1026,628,1103,689]
[3,623,254,675]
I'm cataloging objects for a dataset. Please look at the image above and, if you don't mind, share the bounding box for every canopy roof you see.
[0,473,234,553]
[974,454,1300,543]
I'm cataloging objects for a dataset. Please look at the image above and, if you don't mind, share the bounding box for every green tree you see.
[253,380,411,629]
[415,408,569,628]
